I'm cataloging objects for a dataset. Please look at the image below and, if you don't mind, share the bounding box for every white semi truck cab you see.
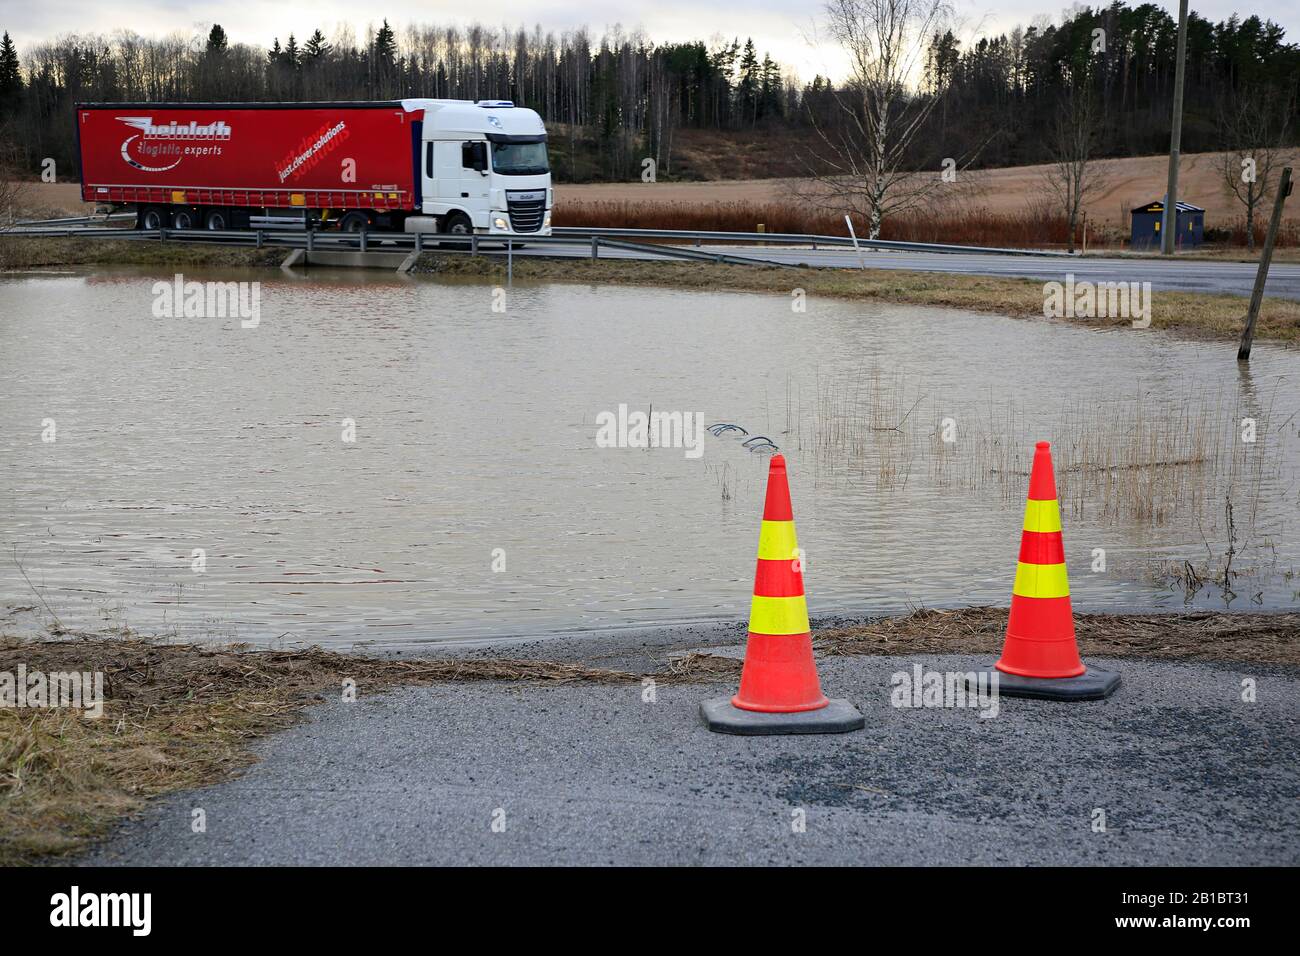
[403,98,552,239]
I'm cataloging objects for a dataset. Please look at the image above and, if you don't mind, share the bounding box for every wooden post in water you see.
[1238,166,1293,362]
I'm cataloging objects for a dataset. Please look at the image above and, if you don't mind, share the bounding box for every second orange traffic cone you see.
[701,454,864,734]
[971,441,1120,701]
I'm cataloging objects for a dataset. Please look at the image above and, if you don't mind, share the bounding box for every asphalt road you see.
[454,239,1300,299]
[685,246,1300,300]
[82,651,1299,866]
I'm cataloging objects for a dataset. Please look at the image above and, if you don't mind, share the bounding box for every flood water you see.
[2,266,1298,648]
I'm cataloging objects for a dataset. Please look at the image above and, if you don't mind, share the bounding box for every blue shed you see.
[1130,199,1204,250]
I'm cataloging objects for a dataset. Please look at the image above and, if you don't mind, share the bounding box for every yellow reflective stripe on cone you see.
[748,595,811,635]
[1022,498,1062,534]
[756,520,798,561]
[1012,561,1070,599]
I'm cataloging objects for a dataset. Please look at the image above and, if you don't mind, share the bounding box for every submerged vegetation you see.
[792,368,1285,521]
[780,367,1297,606]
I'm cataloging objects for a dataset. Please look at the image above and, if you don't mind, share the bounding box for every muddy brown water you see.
[1,267,1297,648]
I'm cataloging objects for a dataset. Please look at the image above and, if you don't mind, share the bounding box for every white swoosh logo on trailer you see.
[120,134,181,172]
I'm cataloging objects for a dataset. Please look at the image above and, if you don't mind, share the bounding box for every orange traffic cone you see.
[973,442,1120,701]
[701,454,864,734]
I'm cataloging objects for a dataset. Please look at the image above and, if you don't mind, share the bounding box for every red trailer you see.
[76,101,422,231]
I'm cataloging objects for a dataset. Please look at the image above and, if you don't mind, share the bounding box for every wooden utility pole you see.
[1161,0,1189,255]
[1238,166,1293,362]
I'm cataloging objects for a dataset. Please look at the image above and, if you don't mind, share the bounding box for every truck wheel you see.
[138,206,164,231]
[205,209,229,231]
[440,212,473,248]
[171,209,195,230]
[338,211,369,233]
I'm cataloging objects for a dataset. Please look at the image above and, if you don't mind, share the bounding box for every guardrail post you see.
[591,236,599,260]
[255,229,263,249]
[307,229,314,252]
[360,229,367,253]
[159,228,167,243]
[414,231,423,254]
[471,234,478,255]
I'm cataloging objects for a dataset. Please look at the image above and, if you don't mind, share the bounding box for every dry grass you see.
[815,606,1300,665]
[555,199,1087,248]
[4,608,1296,864]
[0,236,283,270]
[556,198,1300,252]
[0,632,636,865]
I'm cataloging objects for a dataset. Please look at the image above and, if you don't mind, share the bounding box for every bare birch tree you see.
[0,127,28,228]
[798,0,955,239]
[1217,87,1294,250]
[1042,80,1103,254]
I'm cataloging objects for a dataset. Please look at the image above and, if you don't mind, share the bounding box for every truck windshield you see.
[491,141,549,176]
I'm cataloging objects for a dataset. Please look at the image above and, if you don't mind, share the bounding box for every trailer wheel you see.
[440,212,473,248]
[338,211,369,233]
[171,209,195,230]
[205,209,229,231]
[138,206,164,231]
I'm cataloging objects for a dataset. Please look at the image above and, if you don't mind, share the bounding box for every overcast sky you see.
[7,1,1296,83]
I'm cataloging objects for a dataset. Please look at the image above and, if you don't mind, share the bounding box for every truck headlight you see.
[493,216,508,230]
[543,211,552,227]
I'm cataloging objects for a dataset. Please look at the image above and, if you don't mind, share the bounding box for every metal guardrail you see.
[13,212,135,227]
[5,221,1081,269]
[7,216,1077,259]
[0,224,792,267]
[555,226,1077,258]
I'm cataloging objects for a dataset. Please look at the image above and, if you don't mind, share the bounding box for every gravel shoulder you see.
[80,651,1299,866]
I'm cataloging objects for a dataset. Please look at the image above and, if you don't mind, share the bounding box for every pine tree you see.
[737,38,759,126]
[759,54,782,121]
[205,25,228,54]
[0,32,21,99]
[371,20,397,97]
[373,20,396,68]
[303,29,332,62]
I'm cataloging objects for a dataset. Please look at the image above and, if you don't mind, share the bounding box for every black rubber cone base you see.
[700,697,865,735]
[967,665,1121,702]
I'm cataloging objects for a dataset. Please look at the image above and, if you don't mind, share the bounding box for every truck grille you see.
[506,190,546,233]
